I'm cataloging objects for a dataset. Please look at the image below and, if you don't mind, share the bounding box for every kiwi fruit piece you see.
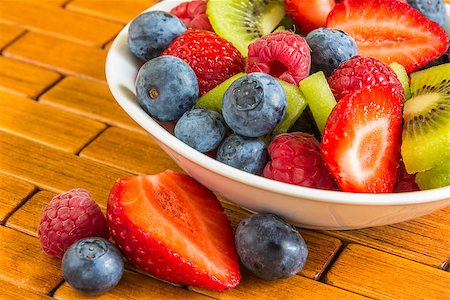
[206,0,285,56]
[299,71,337,134]
[415,159,450,190]
[196,73,307,134]
[400,63,450,174]
[390,62,411,101]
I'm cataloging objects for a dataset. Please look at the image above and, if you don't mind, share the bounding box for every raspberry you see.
[162,29,245,95]
[170,0,213,31]
[38,188,109,258]
[328,55,404,101]
[263,133,337,190]
[393,160,421,193]
[246,31,311,86]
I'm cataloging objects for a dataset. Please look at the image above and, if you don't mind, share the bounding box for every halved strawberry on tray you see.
[107,170,241,290]
[327,0,449,73]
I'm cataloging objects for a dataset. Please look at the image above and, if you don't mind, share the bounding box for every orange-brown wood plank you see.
[3,32,107,83]
[0,23,25,50]
[324,207,450,269]
[0,173,35,223]
[221,202,342,281]
[0,279,52,300]
[0,131,132,208]
[6,190,57,237]
[23,0,70,7]
[0,1,123,47]
[192,269,369,300]
[67,0,158,23]
[54,270,211,300]
[0,56,61,98]
[0,226,63,294]
[325,243,450,300]
[80,127,181,174]
[40,76,143,132]
[0,91,106,153]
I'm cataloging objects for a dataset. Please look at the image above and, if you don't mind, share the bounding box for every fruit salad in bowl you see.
[106,0,450,229]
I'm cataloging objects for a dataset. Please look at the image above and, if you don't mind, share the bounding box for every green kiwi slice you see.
[195,73,307,134]
[401,63,450,174]
[390,62,411,101]
[206,0,285,56]
[415,159,450,190]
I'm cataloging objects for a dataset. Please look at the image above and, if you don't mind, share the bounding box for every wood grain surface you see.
[0,1,449,299]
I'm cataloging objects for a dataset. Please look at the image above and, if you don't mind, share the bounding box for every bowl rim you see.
[105,0,450,207]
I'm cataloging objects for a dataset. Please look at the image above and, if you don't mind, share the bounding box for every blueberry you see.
[235,214,308,281]
[216,134,268,175]
[174,108,226,153]
[306,28,357,77]
[407,0,447,28]
[222,73,287,137]
[136,55,199,121]
[62,237,124,295]
[128,11,186,61]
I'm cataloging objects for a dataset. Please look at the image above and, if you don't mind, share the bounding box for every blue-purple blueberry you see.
[235,213,308,281]
[175,108,226,153]
[407,0,447,28]
[306,28,357,77]
[136,55,198,121]
[222,73,286,137]
[62,237,124,295]
[128,11,186,61]
[216,134,268,175]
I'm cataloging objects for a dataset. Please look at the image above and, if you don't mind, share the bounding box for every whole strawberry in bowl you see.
[106,0,450,230]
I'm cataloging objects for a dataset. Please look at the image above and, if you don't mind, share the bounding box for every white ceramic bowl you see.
[106,0,450,230]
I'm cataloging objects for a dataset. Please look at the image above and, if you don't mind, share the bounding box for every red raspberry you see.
[328,55,404,101]
[263,133,337,190]
[38,188,109,258]
[246,31,311,86]
[393,160,420,193]
[170,0,213,31]
[162,29,245,95]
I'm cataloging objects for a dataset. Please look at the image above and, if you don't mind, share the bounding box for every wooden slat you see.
[80,127,181,174]
[24,0,69,7]
[40,77,143,132]
[324,244,450,300]
[0,57,61,98]
[0,0,123,46]
[6,191,57,237]
[192,269,369,300]
[3,32,107,83]
[220,202,342,280]
[0,279,52,300]
[0,131,132,208]
[54,270,210,300]
[0,91,106,153]
[324,207,450,268]
[0,23,25,50]
[0,173,35,223]
[67,0,158,23]
[0,226,63,294]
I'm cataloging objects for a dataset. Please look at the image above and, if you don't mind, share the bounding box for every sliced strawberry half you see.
[107,170,240,290]
[321,85,403,193]
[327,0,449,73]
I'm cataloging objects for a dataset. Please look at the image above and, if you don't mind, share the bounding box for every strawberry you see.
[327,0,449,73]
[162,29,245,95]
[107,170,240,290]
[284,0,336,35]
[321,85,403,193]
